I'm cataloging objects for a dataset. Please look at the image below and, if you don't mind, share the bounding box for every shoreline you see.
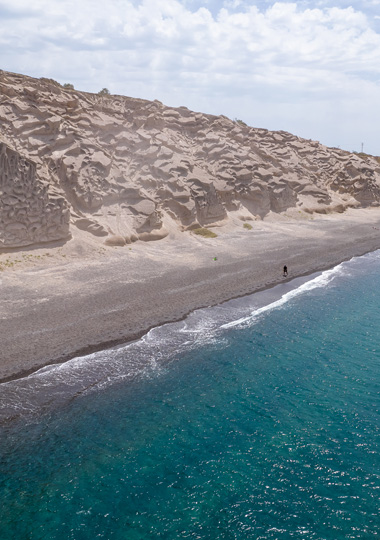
[0,258,362,386]
[2,209,380,384]
[0,265,329,385]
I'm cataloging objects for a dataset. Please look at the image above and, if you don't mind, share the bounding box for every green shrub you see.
[193,228,217,238]
[243,222,252,230]
[40,78,60,87]
[63,83,74,90]
[98,88,110,96]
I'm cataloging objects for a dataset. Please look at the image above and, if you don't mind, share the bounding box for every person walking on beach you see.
[283,265,288,277]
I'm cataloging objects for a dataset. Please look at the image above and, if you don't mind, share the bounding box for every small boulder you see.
[138,228,169,241]
[104,235,126,246]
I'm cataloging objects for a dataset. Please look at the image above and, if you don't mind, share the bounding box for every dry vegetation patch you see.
[192,228,218,238]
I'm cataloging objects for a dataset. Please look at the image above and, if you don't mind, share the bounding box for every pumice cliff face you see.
[1,69,380,249]
[0,142,70,248]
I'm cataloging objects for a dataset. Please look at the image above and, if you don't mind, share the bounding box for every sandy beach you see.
[2,208,380,383]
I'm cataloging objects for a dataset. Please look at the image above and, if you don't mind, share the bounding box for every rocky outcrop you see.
[0,142,70,248]
[0,69,380,248]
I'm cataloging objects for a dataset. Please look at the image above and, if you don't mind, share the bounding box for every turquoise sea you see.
[0,252,379,539]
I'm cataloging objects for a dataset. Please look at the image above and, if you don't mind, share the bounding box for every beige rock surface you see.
[0,142,70,247]
[1,69,380,250]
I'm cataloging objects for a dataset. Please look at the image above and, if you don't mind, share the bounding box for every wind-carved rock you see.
[1,69,380,249]
[190,181,227,226]
[0,143,70,248]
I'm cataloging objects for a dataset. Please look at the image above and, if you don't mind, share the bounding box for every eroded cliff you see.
[1,69,379,249]
[0,141,69,248]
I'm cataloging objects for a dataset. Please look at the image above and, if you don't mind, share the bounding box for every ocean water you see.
[0,252,379,539]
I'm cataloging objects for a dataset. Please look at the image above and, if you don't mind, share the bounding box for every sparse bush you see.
[234,118,247,127]
[355,151,379,162]
[63,83,74,90]
[40,77,60,87]
[243,223,252,230]
[98,88,110,96]
[193,228,217,238]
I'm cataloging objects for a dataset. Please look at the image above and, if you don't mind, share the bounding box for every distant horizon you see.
[1,0,379,155]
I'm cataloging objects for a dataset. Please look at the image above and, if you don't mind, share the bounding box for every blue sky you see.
[0,0,379,155]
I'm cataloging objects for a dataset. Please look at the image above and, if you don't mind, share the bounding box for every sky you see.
[0,0,379,155]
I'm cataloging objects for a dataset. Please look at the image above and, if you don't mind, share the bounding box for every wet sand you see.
[2,209,380,383]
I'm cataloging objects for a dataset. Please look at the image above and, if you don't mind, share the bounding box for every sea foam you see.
[0,257,361,422]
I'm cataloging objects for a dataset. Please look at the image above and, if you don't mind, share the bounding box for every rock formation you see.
[0,141,70,248]
[0,69,380,249]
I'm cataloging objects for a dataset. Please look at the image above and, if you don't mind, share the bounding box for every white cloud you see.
[0,0,379,154]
